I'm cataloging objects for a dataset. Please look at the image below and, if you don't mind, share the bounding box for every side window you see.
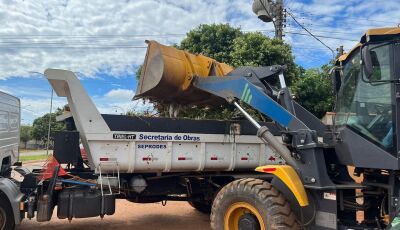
[0,111,9,132]
[335,50,361,126]
[334,44,394,152]
[369,44,391,81]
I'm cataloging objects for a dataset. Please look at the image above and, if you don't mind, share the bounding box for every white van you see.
[0,91,20,176]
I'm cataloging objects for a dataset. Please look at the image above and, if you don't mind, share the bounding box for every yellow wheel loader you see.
[135,23,400,230]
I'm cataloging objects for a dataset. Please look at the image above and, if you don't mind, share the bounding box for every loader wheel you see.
[0,196,15,230]
[210,178,299,230]
[188,200,212,214]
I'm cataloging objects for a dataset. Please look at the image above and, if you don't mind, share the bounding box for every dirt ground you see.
[15,164,365,229]
[16,200,211,230]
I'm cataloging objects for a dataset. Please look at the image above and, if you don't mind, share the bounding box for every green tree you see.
[179,24,243,64]
[31,108,65,145]
[20,125,32,149]
[291,65,335,118]
[135,24,301,119]
[231,32,298,85]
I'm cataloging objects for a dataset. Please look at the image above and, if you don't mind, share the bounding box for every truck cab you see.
[0,91,20,176]
[333,28,400,170]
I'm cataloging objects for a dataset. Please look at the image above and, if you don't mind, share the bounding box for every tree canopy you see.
[178,24,298,85]
[291,65,335,118]
[230,32,298,85]
[136,23,306,119]
[31,108,65,143]
[20,125,32,148]
[179,24,242,64]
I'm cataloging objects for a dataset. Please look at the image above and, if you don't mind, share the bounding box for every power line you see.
[0,46,148,49]
[286,28,361,40]
[286,26,363,36]
[285,31,359,42]
[288,9,395,24]
[0,28,277,49]
[0,29,275,40]
[286,11,395,29]
[0,33,187,38]
[286,9,335,56]
[284,0,294,9]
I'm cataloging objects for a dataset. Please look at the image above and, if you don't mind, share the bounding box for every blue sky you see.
[0,0,397,124]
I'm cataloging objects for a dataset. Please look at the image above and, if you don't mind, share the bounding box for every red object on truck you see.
[39,156,67,180]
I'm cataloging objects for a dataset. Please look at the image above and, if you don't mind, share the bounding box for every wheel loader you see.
[135,29,400,229]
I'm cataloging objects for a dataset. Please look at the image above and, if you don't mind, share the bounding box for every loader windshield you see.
[334,43,394,152]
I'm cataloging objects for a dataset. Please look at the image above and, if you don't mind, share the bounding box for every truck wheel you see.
[188,200,211,214]
[210,178,299,230]
[0,196,14,230]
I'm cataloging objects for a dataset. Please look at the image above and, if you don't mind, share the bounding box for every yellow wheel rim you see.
[224,202,265,230]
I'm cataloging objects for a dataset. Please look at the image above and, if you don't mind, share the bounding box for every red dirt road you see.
[16,200,211,230]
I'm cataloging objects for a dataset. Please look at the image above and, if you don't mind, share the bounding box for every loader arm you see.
[191,72,336,187]
[194,75,309,131]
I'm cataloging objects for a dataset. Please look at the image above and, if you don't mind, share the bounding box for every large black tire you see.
[188,200,212,214]
[0,196,15,230]
[210,178,299,230]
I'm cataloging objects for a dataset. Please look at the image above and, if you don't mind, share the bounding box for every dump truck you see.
[1,60,287,229]
[0,6,400,230]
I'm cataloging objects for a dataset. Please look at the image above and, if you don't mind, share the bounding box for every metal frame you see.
[195,67,335,188]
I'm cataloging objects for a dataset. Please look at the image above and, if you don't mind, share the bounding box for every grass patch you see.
[19,149,34,153]
[19,149,53,153]
[19,154,51,162]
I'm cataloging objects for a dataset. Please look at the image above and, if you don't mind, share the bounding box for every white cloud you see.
[21,96,67,124]
[284,0,399,67]
[19,86,153,124]
[97,88,153,114]
[104,89,134,101]
[1,0,396,76]
[0,0,268,79]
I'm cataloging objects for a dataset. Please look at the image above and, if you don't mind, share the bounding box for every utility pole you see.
[337,45,344,57]
[252,0,286,40]
[275,0,284,40]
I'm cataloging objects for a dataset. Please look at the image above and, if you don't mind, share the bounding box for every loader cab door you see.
[333,42,399,168]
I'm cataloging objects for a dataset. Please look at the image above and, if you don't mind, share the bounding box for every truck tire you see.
[210,178,299,230]
[0,196,15,230]
[188,200,211,214]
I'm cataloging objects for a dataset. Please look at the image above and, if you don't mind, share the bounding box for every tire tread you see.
[210,178,299,230]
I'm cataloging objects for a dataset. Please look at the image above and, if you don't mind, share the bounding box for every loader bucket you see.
[135,40,234,104]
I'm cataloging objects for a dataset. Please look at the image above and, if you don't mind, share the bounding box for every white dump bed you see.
[89,131,283,173]
[45,69,283,173]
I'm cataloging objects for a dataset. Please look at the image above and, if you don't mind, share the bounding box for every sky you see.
[0,0,398,124]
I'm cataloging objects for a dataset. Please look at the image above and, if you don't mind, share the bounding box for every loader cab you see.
[332,28,400,169]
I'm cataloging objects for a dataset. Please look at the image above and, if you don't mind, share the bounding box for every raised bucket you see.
[134,40,233,104]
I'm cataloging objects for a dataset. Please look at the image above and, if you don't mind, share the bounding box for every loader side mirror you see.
[361,42,391,82]
[362,45,374,79]
[329,66,342,94]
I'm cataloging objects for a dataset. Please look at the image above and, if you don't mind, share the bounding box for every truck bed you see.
[87,115,284,173]
[45,69,284,174]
